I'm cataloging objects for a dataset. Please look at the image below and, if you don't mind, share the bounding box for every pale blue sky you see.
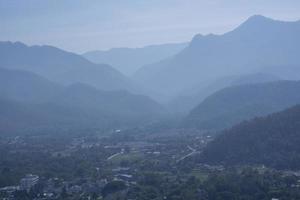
[1,0,300,53]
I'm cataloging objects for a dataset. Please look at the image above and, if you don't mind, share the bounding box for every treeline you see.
[124,168,300,200]
[199,104,300,170]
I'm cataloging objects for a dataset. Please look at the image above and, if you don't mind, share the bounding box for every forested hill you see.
[184,80,300,130]
[199,104,300,170]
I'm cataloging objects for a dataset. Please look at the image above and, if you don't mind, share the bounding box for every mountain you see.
[134,15,300,99]
[53,83,165,118]
[0,67,62,103]
[0,97,112,136]
[0,41,137,92]
[83,42,188,76]
[199,104,300,170]
[184,80,300,130]
[167,73,279,114]
[0,68,165,135]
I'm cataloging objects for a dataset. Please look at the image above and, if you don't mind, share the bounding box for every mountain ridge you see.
[199,104,300,170]
[83,42,188,76]
[0,68,165,135]
[184,80,300,130]
[133,15,300,99]
[0,41,139,93]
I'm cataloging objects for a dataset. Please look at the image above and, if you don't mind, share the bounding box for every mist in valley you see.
[1,1,300,199]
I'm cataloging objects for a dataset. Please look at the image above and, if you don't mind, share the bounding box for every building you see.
[20,174,39,191]
[0,186,20,198]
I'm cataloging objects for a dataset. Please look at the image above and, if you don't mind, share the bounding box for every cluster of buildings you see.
[20,174,39,191]
[0,133,215,200]
[0,174,109,200]
[0,174,39,199]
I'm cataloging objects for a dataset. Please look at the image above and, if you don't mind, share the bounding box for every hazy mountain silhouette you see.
[0,97,117,136]
[199,104,300,170]
[53,83,165,118]
[83,42,187,76]
[0,68,165,135]
[134,15,300,99]
[0,67,62,103]
[0,41,138,92]
[184,80,300,130]
[167,73,279,114]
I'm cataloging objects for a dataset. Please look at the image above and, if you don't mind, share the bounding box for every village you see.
[0,130,214,200]
[2,129,300,200]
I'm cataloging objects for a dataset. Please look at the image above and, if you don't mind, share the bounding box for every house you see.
[20,174,39,191]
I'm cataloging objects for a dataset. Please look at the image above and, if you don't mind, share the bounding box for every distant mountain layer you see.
[0,68,164,135]
[54,83,164,118]
[167,73,279,114]
[184,80,300,130]
[0,68,62,103]
[0,41,137,92]
[83,43,188,76]
[199,104,300,170]
[0,98,104,135]
[134,15,300,98]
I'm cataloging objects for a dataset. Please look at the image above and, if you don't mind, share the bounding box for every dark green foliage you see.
[102,181,127,197]
[200,104,300,169]
[202,169,300,200]
[127,169,300,200]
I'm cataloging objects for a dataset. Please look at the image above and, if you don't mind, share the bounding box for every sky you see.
[1,0,300,53]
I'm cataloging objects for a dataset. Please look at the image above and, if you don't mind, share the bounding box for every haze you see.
[2,1,300,199]
[1,0,300,53]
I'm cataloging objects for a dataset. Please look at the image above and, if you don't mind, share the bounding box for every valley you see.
[2,128,300,200]
[1,2,300,199]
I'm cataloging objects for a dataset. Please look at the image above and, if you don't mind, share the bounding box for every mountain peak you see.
[247,15,270,22]
[241,15,275,27]
[229,15,288,35]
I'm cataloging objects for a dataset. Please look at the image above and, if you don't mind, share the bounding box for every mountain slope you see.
[0,67,62,103]
[199,104,300,170]
[167,73,279,114]
[52,83,165,118]
[0,41,137,92]
[83,42,187,76]
[0,69,165,135]
[0,98,110,135]
[134,15,300,98]
[184,80,300,130]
